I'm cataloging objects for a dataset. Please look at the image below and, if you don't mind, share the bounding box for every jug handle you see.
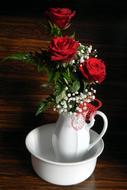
[88,111,108,150]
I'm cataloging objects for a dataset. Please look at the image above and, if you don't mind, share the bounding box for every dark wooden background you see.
[0,1,127,189]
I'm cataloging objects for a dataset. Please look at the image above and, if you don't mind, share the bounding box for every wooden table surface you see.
[0,15,127,190]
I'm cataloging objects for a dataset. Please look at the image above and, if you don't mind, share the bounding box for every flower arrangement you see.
[5,8,106,121]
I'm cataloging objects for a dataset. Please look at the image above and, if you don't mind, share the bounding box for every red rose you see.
[46,8,76,29]
[79,58,106,83]
[49,36,79,62]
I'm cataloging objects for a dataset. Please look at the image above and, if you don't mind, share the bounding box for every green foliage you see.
[70,32,75,39]
[36,96,54,115]
[71,80,80,92]
[3,52,32,63]
[3,51,51,73]
[56,88,66,104]
[48,21,62,36]
[63,68,72,84]
[36,100,49,115]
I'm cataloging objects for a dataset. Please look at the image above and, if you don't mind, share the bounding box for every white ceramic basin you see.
[25,123,104,186]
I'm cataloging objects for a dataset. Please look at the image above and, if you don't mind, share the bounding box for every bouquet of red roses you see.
[5,8,106,119]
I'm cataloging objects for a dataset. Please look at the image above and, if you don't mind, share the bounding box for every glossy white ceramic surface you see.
[25,123,104,186]
[52,111,107,162]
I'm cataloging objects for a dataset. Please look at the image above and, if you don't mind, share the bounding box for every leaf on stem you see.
[71,80,80,92]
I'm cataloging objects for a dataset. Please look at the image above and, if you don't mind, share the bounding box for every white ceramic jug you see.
[52,111,108,162]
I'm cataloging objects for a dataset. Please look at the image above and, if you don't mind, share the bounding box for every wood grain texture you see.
[0,15,127,190]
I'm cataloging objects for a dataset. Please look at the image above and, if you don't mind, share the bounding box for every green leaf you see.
[63,77,69,85]
[55,81,63,95]
[70,32,75,39]
[63,72,69,81]
[83,81,88,92]
[71,80,80,92]
[48,20,53,29]
[3,52,40,67]
[63,67,72,84]
[54,71,60,83]
[35,95,54,115]
[83,81,88,90]
[37,64,47,72]
[47,69,60,84]
[3,52,31,62]
[3,50,51,74]
[48,21,62,36]
[48,70,55,83]
[35,101,48,115]
[56,88,66,104]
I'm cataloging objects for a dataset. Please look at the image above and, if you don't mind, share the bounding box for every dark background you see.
[0,0,127,19]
